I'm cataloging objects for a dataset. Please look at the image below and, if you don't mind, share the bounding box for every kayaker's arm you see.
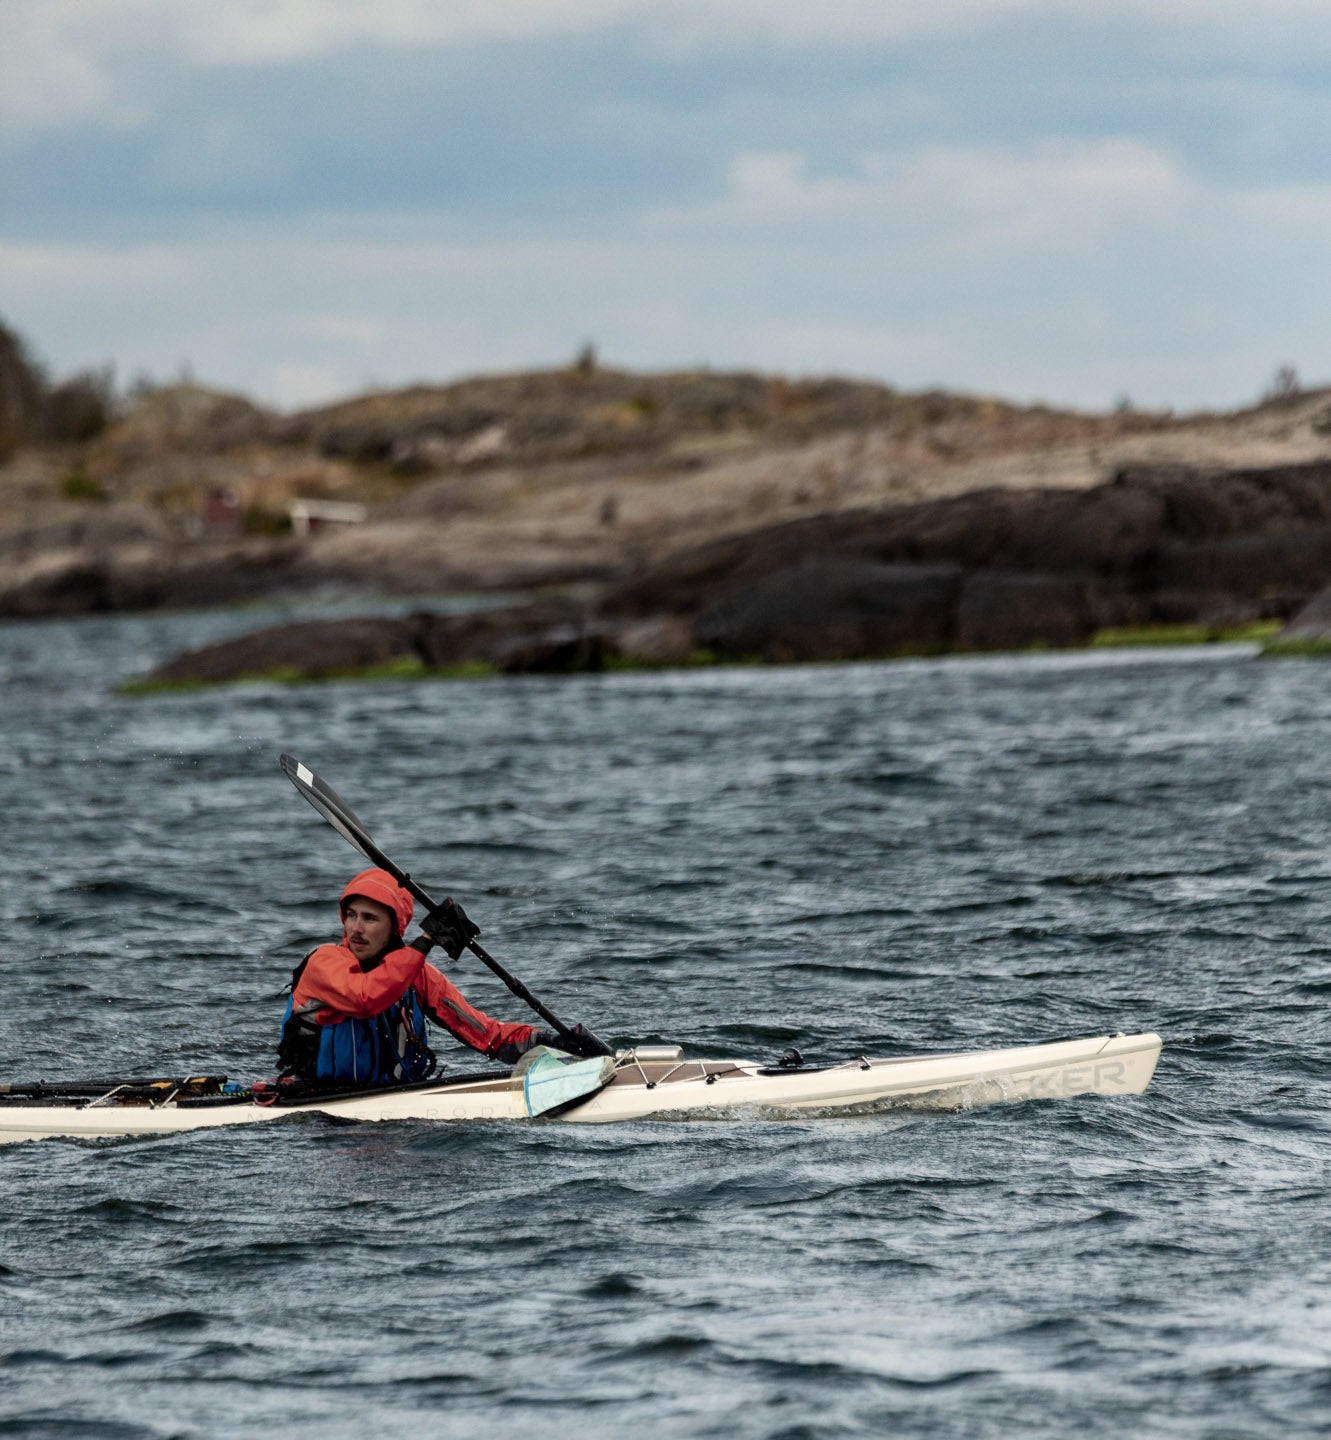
[417,962,540,1059]
[415,964,614,1062]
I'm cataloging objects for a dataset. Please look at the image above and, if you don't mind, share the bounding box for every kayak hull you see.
[0,1032,1161,1146]
[571,1030,1161,1123]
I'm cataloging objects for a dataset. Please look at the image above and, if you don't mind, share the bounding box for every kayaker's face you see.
[342,897,396,963]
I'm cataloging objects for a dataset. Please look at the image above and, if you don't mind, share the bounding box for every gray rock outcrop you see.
[1266,582,1331,650]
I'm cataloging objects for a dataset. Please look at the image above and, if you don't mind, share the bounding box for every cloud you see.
[0,5,145,133]
[0,0,640,135]
[183,0,1039,61]
[646,139,1189,252]
[179,0,638,65]
[0,238,189,287]
[10,0,1331,139]
[6,2,1331,410]
[5,135,1331,411]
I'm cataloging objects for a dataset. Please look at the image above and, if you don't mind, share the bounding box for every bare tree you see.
[1264,363,1302,402]
[0,319,48,461]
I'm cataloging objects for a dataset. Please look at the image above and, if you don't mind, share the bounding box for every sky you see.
[3,0,1331,412]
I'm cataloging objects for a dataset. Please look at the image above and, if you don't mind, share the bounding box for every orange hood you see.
[340,868,414,936]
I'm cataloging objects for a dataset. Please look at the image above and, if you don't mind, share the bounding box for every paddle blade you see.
[280,753,387,869]
[515,1047,615,1118]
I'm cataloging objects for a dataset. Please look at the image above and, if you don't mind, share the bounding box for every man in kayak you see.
[278,867,611,1087]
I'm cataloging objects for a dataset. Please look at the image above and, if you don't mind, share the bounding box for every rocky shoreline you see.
[9,329,1331,678]
[130,456,1331,686]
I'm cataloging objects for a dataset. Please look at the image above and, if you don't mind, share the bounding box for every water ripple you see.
[1,615,1329,1438]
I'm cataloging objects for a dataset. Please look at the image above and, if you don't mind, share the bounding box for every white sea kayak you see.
[0,1032,1160,1147]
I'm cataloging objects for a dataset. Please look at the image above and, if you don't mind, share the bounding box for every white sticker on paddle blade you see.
[296,764,313,786]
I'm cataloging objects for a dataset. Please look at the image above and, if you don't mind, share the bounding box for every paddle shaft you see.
[280,755,575,1041]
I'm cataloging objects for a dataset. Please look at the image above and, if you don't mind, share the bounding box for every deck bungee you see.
[0,1032,1161,1146]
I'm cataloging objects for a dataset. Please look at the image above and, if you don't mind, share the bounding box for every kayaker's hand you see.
[420,898,479,960]
[564,1023,614,1058]
[513,1026,612,1060]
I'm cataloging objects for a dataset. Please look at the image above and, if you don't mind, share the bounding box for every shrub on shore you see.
[0,320,46,461]
[0,317,114,460]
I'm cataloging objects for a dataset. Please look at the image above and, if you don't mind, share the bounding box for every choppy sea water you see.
[1,608,1329,1439]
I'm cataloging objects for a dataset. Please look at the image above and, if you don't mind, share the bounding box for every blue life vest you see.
[279,985,435,1086]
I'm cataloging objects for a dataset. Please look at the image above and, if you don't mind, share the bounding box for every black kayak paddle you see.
[279,753,575,1043]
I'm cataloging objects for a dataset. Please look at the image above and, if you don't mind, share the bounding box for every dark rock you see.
[125,540,304,609]
[695,559,962,661]
[691,561,1091,661]
[607,460,1331,623]
[0,559,114,617]
[133,600,603,686]
[491,624,612,674]
[0,535,309,620]
[605,460,1331,658]
[1146,528,1331,607]
[142,616,421,684]
[407,604,586,669]
[1146,589,1264,628]
[956,572,1091,650]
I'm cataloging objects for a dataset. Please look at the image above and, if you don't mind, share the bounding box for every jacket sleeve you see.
[293,943,427,1022]
[418,962,538,1059]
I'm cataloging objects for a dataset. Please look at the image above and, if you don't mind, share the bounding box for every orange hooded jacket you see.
[290,868,537,1061]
